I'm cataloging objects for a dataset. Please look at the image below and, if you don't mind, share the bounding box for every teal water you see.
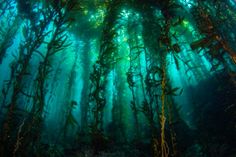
[0,0,235,157]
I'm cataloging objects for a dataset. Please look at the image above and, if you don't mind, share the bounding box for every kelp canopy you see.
[0,0,235,157]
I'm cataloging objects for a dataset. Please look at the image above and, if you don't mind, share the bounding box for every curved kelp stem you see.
[89,0,123,153]
[18,1,78,156]
[0,2,53,156]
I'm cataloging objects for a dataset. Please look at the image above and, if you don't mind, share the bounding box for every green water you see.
[0,0,235,157]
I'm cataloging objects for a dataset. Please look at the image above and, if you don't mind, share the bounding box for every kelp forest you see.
[0,0,235,157]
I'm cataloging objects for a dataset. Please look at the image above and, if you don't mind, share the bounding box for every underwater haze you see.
[0,0,236,157]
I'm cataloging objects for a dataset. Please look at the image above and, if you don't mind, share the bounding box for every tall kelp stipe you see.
[0,1,53,156]
[0,0,236,157]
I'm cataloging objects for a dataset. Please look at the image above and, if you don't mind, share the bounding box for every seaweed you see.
[0,3,53,156]
[191,4,236,70]
[0,0,235,157]
[89,0,122,142]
